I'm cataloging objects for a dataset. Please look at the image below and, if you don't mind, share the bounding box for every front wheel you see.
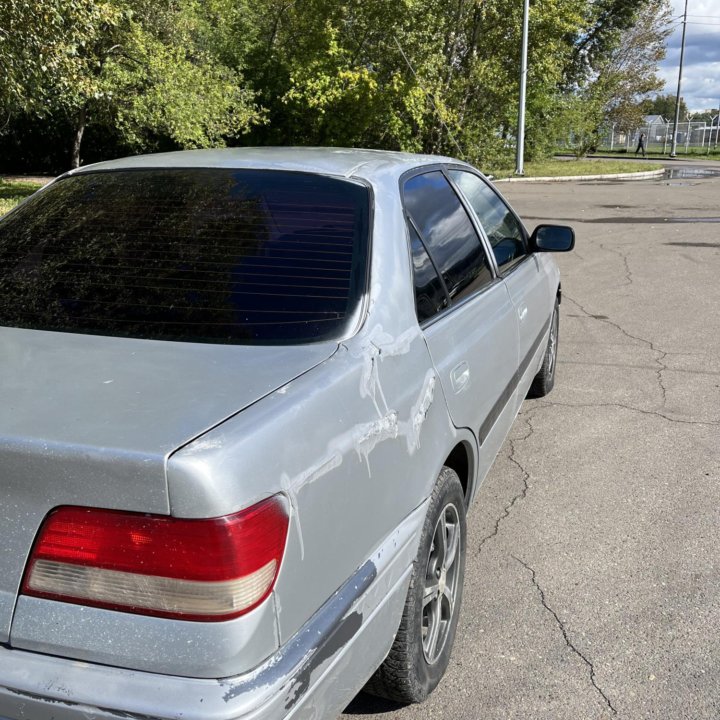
[528,300,559,398]
[365,467,466,703]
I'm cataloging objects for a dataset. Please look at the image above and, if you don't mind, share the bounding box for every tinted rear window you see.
[0,169,370,344]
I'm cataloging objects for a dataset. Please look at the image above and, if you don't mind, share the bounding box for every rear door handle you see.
[450,362,470,393]
[518,304,528,323]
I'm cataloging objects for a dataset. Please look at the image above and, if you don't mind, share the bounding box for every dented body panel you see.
[0,147,564,720]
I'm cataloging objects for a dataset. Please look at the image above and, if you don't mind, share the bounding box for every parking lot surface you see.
[343,166,720,719]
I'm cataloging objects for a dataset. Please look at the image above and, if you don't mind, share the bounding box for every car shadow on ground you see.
[342,691,406,715]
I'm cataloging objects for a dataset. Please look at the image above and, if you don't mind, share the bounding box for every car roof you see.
[69,147,466,182]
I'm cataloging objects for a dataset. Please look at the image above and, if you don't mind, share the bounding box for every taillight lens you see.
[21,496,289,622]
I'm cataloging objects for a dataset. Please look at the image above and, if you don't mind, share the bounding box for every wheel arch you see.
[443,439,477,508]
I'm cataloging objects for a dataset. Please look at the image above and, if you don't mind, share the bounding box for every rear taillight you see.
[21,496,289,622]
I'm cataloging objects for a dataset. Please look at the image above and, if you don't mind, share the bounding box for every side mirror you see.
[530,224,575,252]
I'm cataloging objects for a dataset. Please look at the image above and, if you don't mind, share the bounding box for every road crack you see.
[533,399,719,428]
[599,241,633,288]
[513,556,617,715]
[564,294,668,407]
[477,414,534,555]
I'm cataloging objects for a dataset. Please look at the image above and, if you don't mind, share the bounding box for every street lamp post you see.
[670,0,689,157]
[515,0,530,175]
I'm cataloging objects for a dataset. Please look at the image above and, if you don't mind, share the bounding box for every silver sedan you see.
[0,148,572,720]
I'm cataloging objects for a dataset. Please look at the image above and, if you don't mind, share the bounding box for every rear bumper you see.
[0,501,425,720]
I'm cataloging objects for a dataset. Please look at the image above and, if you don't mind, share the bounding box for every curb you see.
[494,168,665,183]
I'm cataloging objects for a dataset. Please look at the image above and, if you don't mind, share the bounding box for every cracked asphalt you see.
[343,164,720,719]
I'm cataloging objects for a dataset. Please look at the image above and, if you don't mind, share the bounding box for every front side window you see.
[449,170,527,273]
[403,171,493,305]
[0,169,370,344]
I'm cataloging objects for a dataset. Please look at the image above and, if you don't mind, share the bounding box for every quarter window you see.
[403,171,492,305]
[449,170,527,272]
[408,223,448,322]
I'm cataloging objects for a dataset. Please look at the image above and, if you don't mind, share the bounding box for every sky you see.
[657,0,720,113]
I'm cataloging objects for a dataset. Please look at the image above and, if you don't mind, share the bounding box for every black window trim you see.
[444,164,532,279]
[399,164,501,328]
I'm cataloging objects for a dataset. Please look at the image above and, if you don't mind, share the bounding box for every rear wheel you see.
[528,300,559,398]
[365,467,466,703]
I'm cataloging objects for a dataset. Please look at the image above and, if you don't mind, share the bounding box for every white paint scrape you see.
[408,370,436,452]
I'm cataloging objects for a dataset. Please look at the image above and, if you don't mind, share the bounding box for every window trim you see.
[417,276,506,330]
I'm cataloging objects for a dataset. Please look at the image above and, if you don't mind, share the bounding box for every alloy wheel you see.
[421,502,462,664]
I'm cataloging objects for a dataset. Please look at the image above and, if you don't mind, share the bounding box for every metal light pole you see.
[670,0,689,157]
[515,0,530,175]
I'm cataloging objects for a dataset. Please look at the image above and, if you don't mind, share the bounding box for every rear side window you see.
[0,169,369,344]
[408,223,448,322]
[403,171,492,305]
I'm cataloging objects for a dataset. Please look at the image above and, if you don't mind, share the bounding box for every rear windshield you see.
[0,168,370,344]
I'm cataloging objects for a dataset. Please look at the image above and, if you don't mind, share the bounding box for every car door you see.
[448,169,554,409]
[402,169,520,485]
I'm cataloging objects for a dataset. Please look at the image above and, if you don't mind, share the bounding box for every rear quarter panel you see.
[168,172,463,650]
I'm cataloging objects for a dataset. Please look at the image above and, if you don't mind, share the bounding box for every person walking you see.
[635,132,647,157]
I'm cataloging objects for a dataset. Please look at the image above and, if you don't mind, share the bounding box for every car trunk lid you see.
[0,326,336,642]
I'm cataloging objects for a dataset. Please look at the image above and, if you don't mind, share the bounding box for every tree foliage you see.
[1,0,261,166]
[556,0,671,155]
[1,0,673,170]
[226,0,593,165]
[0,0,115,112]
[640,93,689,123]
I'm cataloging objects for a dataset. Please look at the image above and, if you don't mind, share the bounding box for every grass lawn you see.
[491,158,662,179]
[0,179,45,216]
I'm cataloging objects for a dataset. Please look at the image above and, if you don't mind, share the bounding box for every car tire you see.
[364,466,466,703]
[527,300,559,398]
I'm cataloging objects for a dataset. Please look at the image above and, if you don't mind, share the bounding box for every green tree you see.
[565,0,650,85]
[235,0,431,149]
[2,0,677,171]
[228,0,590,167]
[1,0,261,168]
[0,1,114,112]
[641,93,689,122]
[559,0,671,155]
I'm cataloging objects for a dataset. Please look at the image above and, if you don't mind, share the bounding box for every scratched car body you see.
[0,148,573,720]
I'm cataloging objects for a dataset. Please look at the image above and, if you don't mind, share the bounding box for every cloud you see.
[659,0,720,110]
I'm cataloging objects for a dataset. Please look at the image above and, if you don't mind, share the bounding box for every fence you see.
[597,121,720,154]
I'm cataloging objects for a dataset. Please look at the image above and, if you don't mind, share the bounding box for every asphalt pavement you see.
[342,164,720,719]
